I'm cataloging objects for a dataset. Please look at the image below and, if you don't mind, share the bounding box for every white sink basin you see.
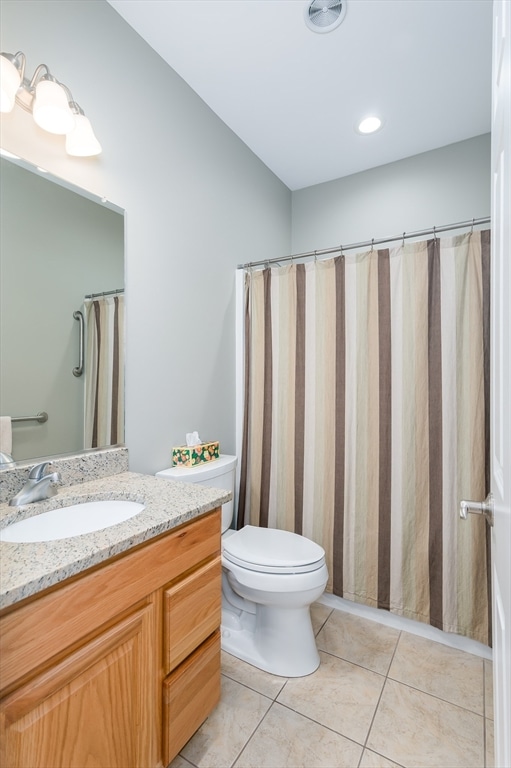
[0,500,145,543]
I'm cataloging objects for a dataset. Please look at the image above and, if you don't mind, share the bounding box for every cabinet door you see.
[164,556,221,673]
[0,603,156,768]
[162,630,221,766]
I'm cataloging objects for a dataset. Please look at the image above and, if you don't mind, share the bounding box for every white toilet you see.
[156,455,328,677]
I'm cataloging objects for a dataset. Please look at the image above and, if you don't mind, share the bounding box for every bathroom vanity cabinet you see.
[0,509,222,768]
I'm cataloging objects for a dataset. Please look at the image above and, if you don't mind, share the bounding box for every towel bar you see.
[12,412,48,424]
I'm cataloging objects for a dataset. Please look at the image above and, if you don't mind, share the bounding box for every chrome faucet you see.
[9,462,61,507]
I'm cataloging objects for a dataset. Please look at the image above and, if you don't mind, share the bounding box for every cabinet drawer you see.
[164,556,221,674]
[162,630,220,766]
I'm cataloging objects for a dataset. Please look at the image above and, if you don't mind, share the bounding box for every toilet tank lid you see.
[156,454,237,483]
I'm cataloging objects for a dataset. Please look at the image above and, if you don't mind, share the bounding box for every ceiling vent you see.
[304,0,347,33]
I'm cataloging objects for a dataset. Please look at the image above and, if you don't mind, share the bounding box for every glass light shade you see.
[0,55,21,113]
[65,113,102,157]
[33,79,75,134]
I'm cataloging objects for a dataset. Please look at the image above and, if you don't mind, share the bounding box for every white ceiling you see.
[107,0,493,191]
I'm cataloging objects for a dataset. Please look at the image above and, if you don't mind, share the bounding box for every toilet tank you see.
[156,455,237,533]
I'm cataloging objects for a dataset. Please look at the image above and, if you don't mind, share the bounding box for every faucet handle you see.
[29,462,52,480]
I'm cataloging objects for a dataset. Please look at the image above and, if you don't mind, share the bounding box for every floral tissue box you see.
[172,441,220,467]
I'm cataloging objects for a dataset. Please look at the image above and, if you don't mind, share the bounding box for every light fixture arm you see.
[2,50,26,82]
[4,60,58,113]
[68,100,84,116]
[26,63,52,92]
[58,84,82,114]
[31,76,81,117]
[23,66,76,112]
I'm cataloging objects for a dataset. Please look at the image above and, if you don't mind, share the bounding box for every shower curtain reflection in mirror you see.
[84,294,125,449]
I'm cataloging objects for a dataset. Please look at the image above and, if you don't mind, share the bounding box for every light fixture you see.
[357,116,383,135]
[65,105,102,157]
[33,78,75,135]
[0,50,101,157]
[0,53,22,112]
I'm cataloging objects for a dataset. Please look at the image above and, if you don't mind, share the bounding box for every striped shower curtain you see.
[239,230,491,645]
[84,294,125,449]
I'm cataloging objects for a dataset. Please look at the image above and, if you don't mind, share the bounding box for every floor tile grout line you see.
[176,752,198,768]
[358,745,407,768]
[387,628,403,673]
[357,631,402,768]
[220,669,288,701]
[359,672,391,764]
[272,697,368,753]
[183,673,280,768]
[316,647,389,679]
[230,699,277,768]
[313,608,334,638]
[385,673,487,718]
[220,671,279,702]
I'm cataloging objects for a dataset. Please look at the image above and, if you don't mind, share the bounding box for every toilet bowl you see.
[156,456,328,677]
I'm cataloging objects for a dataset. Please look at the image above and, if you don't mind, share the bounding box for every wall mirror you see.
[0,155,125,464]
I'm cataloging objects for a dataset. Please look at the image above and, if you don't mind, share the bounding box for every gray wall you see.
[0,0,291,474]
[292,134,491,253]
[0,159,124,461]
[1,1,491,476]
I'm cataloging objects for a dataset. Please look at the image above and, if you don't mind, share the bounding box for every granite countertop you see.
[0,471,230,611]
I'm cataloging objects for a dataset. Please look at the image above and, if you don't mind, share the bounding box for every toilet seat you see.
[223,525,326,574]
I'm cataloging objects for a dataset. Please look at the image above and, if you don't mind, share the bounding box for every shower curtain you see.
[238,230,491,645]
[84,294,125,449]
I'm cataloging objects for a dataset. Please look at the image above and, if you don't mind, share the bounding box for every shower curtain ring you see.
[371,238,374,252]
[471,218,475,233]
[433,226,437,241]
[314,250,318,263]
[402,232,406,247]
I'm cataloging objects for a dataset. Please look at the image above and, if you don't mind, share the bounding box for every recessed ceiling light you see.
[357,116,383,134]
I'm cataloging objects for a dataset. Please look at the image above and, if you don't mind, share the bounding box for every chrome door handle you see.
[460,493,494,526]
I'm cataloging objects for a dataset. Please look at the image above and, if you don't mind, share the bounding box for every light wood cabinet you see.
[164,556,222,673]
[163,630,221,766]
[0,509,222,768]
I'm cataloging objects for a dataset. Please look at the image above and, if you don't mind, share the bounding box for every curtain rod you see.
[85,288,124,299]
[237,216,491,270]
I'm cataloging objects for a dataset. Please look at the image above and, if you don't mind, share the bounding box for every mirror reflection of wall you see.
[0,157,124,462]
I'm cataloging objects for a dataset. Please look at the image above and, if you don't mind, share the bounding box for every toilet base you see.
[220,603,320,677]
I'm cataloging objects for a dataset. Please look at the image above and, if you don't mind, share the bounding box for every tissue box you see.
[172,441,220,467]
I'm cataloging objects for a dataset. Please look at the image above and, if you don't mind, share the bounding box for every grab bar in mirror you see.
[12,412,48,424]
[73,310,84,377]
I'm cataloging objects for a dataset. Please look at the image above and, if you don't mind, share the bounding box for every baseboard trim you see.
[318,593,492,660]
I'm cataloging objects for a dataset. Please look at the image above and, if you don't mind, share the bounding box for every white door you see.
[491,1,510,765]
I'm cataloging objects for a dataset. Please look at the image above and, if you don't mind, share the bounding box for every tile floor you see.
[170,604,494,768]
